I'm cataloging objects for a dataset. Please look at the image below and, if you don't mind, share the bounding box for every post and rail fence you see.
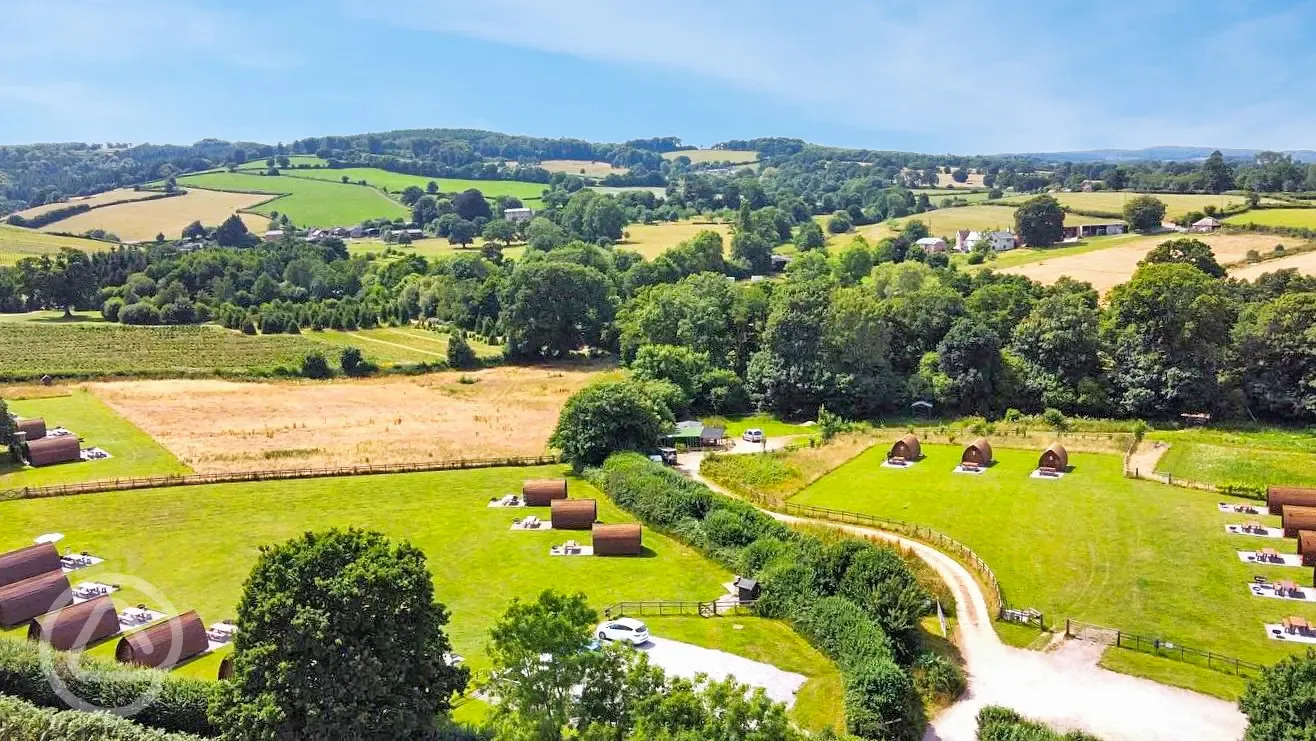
[1064,619,1265,678]
[601,600,757,619]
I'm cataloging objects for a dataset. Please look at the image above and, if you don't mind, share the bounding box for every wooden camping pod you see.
[961,438,993,466]
[1282,506,1316,538]
[0,542,62,589]
[592,523,642,556]
[1299,531,1316,567]
[1038,443,1068,471]
[522,479,567,506]
[1268,487,1316,516]
[16,418,46,441]
[28,595,120,651]
[550,499,597,530]
[218,654,234,680]
[889,434,921,461]
[115,611,208,670]
[26,435,80,467]
[0,570,72,627]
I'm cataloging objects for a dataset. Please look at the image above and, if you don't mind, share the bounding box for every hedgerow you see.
[0,692,205,741]
[975,705,1102,740]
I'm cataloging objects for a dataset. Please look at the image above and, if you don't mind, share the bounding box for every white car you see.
[596,617,650,645]
[742,428,765,443]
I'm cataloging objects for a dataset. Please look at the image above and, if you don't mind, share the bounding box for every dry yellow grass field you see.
[662,149,759,164]
[936,171,986,188]
[618,221,732,259]
[996,191,1255,221]
[88,363,614,473]
[0,224,111,265]
[538,159,628,178]
[846,205,1112,243]
[1228,249,1316,281]
[15,189,161,219]
[40,189,272,241]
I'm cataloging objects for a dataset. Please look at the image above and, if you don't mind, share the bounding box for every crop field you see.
[89,363,615,473]
[538,159,628,178]
[13,188,161,220]
[38,189,272,241]
[1225,208,1316,229]
[1228,248,1316,280]
[235,155,328,170]
[0,224,111,265]
[0,323,324,380]
[0,390,189,490]
[174,172,407,227]
[662,149,759,164]
[286,168,549,203]
[789,442,1310,666]
[306,326,502,365]
[936,172,986,188]
[996,192,1253,220]
[618,220,732,259]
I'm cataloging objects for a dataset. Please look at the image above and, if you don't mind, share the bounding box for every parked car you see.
[596,617,650,645]
[742,428,765,443]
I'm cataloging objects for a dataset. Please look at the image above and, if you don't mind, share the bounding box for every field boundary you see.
[601,600,757,619]
[0,455,559,501]
[1065,618,1264,678]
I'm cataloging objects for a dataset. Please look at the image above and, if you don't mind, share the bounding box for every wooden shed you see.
[0,570,72,627]
[550,499,597,530]
[1038,443,1068,471]
[889,434,921,461]
[961,438,993,467]
[28,595,120,650]
[523,479,568,507]
[0,542,62,588]
[218,655,235,680]
[1282,506,1316,538]
[592,523,642,556]
[1299,531,1316,567]
[26,435,81,467]
[115,611,209,670]
[733,576,761,601]
[16,418,46,441]
[1268,487,1316,516]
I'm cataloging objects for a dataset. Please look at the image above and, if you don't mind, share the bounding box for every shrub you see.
[101,297,124,322]
[912,652,966,705]
[845,658,924,741]
[118,303,161,325]
[0,693,205,740]
[1220,482,1266,501]
[299,351,333,379]
[976,705,1102,740]
[1042,407,1068,431]
[159,301,196,325]
[339,346,375,376]
[446,329,477,369]
[792,596,894,667]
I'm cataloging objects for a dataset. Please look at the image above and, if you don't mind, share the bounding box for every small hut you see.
[523,480,568,507]
[0,543,62,588]
[1038,443,1068,471]
[28,595,120,650]
[592,524,642,556]
[961,438,993,467]
[733,576,761,601]
[889,434,921,462]
[1268,487,1316,516]
[0,571,73,627]
[218,655,235,680]
[115,611,209,670]
[1299,531,1316,567]
[1282,505,1316,538]
[26,435,81,467]
[16,418,46,441]
[550,499,597,530]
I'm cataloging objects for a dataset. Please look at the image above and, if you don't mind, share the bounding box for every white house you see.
[1191,216,1222,233]
[915,237,948,253]
[956,230,1016,252]
[504,207,533,223]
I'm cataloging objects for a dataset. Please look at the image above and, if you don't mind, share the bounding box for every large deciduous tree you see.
[1239,649,1316,741]
[1122,194,1167,232]
[1014,195,1065,246]
[500,261,615,359]
[452,188,492,221]
[1201,150,1234,194]
[215,214,252,247]
[1233,292,1316,420]
[1140,237,1225,278]
[1011,288,1107,413]
[550,379,671,468]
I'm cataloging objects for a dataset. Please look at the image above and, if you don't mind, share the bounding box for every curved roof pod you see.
[550,499,597,530]
[16,418,46,440]
[890,434,921,461]
[592,523,642,556]
[0,542,62,588]
[1268,487,1316,516]
[1039,443,1068,470]
[27,435,80,466]
[0,570,73,627]
[523,479,568,507]
[961,438,993,466]
[115,611,209,670]
[28,595,120,650]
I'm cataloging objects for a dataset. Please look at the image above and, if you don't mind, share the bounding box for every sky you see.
[2,0,1314,154]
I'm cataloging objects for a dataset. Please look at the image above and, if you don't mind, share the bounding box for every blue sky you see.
[2,0,1314,154]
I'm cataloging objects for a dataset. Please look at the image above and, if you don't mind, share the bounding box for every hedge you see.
[976,705,1102,740]
[0,692,205,741]
[6,203,92,229]
[0,639,216,737]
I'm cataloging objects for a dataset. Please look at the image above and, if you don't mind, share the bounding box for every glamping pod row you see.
[1269,487,1316,516]
[26,435,80,467]
[115,610,209,670]
[593,524,642,556]
[28,596,120,651]
[0,543,62,588]
[0,571,72,628]
[16,417,46,440]
[523,479,567,507]
[1284,506,1316,538]
[551,499,597,530]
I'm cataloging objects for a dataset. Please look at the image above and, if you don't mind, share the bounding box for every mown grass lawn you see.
[1151,426,1316,488]
[789,442,1310,667]
[287,168,548,203]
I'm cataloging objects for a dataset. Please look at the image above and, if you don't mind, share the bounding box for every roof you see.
[115,610,208,670]
[1193,217,1222,226]
[0,543,62,588]
[915,237,945,245]
[700,426,725,440]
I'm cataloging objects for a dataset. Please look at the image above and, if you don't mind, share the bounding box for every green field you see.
[175,172,407,227]
[662,149,759,164]
[996,191,1253,221]
[789,442,1309,667]
[235,155,328,170]
[347,237,526,263]
[1152,427,1316,488]
[845,205,1115,244]
[287,168,548,203]
[0,224,112,265]
[0,323,325,379]
[307,326,502,366]
[1226,208,1316,229]
[914,189,994,204]
[0,465,840,729]
[0,390,190,490]
[964,232,1148,270]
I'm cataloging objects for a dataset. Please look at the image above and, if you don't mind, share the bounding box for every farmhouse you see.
[915,237,947,253]
[889,434,921,462]
[522,479,568,507]
[550,498,597,530]
[28,595,120,650]
[25,435,80,466]
[1038,443,1069,471]
[593,523,642,556]
[962,438,994,467]
[1062,222,1126,239]
[504,207,533,223]
[1267,487,1316,515]
[0,543,62,588]
[115,611,209,670]
[1191,217,1222,233]
[1282,505,1316,537]
[956,230,1016,252]
[0,570,73,627]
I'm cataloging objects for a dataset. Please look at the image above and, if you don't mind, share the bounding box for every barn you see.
[0,543,62,588]
[26,435,81,467]
[962,438,993,467]
[1300,531,1316,567]
[28,595,120,650]
[1038,443,1068,471]
[889,434,921,462]
[0,571,73,627]
[1282,506,1316,538]
[523,480,568,507]
[593,524,642,556]
[550,499,597,530]
[16,418,46,440]
[1267,487,1316,516]
[115,611,209,670]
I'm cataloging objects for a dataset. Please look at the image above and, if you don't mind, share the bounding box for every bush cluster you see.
[5,203,92,229]
[0,692,204,741]
[976,705,1102,740]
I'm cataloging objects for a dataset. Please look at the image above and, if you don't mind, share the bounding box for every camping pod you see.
[1038,443,1068,471]
[115,611,208,670]
[1300,531,1316,567]
[961,438,993,466]
[16,418,46,441]
[522,479,567,507]
[889,434,921,461]
[218,654,235,680]
[592,523,642,556]
[1282,506,1316,538]
[1268,487,1316,516]
[0,571,72,627]
[26,435,80,467]
[28,595,120,650]
[550,499,597,530]
[0,542,62,588]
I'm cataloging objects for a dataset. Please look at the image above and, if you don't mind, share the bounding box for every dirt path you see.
[1125,440,1170,478]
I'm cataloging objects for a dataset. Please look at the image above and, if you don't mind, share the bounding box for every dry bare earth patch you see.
[89,364,612,472]
[40,189,272,241]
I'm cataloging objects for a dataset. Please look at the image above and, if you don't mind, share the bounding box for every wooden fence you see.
[601,600,757,619]
[1065,618,1265,677]
[0,455,560,501]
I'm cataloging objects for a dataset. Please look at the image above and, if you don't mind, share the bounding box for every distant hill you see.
[999,146,1316,164]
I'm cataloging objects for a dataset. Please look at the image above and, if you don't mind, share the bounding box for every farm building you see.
[1282,506,1316,537]
[1061,222,1126,239]
[1038,443,1069,471]
[915,237,947,253]
[550,499,597,530]
[26,435,81,466]
[956,230,1016,252]
[1267,487,1316,515]
[28,595,120,651]
[1191,216,1222,232]
[0,543,62,588]
[593,523,642,556]
[523,479,568,506]
[504,207,533,223]
[262,230,284,241]
[1299,531,1316,567]
[663,421,725,448]
[115,611,209,670]
[15,418,46,440]
[962,438,994,467]
[889,434,921,461]
[0,571,73,627]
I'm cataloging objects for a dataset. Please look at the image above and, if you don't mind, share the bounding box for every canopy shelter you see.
[522,480,568,507]
[889,434,921,461]
[0,570,72,627]
[0,543,62,589]
[1269,487,1316,516]
[28,595,120,651]
[961,438,993,466]
[592,524,642,556]
[115,611,209,670]
[550,499,597,530]
[1038,443,1068,471]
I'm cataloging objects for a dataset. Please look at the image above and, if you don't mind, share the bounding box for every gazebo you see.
[28,595,120,650]
[115,611,209,670]
[961,438,993,467]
